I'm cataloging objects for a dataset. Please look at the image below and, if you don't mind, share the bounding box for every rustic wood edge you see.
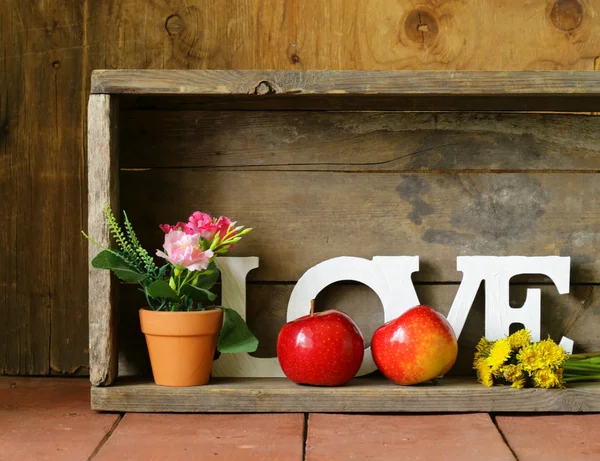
[90,70,600,95]
[88,94,120,386]
[90,377,600,413]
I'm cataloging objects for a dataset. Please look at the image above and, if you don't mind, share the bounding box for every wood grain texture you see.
[91,70,600,95]
[121,111,600,170]
[101,69,600,112]
[88,95,120,386]
[93,70,600,111]
[294,0,600,71]
[86,0,600,72]
[117,93,600,112]
[122,171,600,283]
[0,1,88,375]
[86,0,294,72]
[4,0,600,377]
[91,376,600,412]
[117,283,599,378]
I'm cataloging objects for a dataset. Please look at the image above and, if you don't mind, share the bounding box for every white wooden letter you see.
[287,256,420,376]
[212,257,285,377]
[212,255,575,379]
[445,263,485,339]
[452,256,573,352]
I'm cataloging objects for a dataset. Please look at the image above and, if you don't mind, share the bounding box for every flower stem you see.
[564,374,600,383]
[564,363,600,371]
[569,352,600,360]
[177,269,193,294]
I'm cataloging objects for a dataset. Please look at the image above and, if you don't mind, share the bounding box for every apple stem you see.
[310,299,315,316]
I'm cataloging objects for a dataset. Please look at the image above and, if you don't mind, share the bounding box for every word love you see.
[211,256,573,378]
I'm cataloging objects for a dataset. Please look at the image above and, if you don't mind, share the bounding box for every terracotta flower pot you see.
[139,308,224,386]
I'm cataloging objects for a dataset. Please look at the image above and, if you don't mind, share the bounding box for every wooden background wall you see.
[1,0,600,375]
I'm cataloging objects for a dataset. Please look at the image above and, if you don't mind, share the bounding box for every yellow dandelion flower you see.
[535,339,568,369]
[532,368,564,389]
[517,344,544,372]
[555,368,565,387]
[508,329,532,351]
[475,337,492,361]
[532,369,554,388]
[474,359,494,387]
[511,376,526,389]
[502,364,524,383]
[485,338,512,372]
[492,366,505,379]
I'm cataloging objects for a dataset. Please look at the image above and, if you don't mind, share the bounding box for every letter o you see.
[287,256,420,376]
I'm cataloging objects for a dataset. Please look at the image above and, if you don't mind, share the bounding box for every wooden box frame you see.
[88,70,600,412]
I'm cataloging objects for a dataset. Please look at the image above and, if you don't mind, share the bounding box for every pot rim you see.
[139,306,224,336]
[139,307,222,314]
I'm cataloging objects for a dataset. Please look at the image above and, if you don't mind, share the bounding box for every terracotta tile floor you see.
[2,377,600,461]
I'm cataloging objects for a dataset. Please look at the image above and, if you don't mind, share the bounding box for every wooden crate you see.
[88,70,600,412]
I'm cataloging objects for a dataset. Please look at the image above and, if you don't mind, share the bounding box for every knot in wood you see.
[254,81,276,95]
[404,10,439,45]
[165,14,184,36]
[551,0,583,31]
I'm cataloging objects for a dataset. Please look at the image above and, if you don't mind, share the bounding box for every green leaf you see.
[91,250,147,282]
[194,263,220,291]
[181,284,217,302]
[217,307,259,354]
[157,264,169,279]
[145,280,180,300]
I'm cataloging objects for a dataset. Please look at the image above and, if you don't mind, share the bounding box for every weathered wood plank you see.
[47,6,90,375]
[294,0,600,71]
[1,0,594,377]
[0,1,88,375]
[117,283,599,378]
[91,377,600,412]
[86,1,294,72]
[97,70,600,111]
[88,95,120,386]
[121,111,600,171]
[92,70,600,95]
[122,171,600,283]
[88,1,600,74]
[118,93,600,112]
[0,1,20,375]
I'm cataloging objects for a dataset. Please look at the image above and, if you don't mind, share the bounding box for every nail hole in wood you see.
[254,81,276,95]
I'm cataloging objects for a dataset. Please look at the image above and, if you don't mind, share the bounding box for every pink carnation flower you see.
[187,212,220,240]
[156,230,214,271]
[159,222,194,235]
[215,216,234,239]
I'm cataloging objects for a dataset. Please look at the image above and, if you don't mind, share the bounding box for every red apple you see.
[372,305,458,385]
[277,302,364,386]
